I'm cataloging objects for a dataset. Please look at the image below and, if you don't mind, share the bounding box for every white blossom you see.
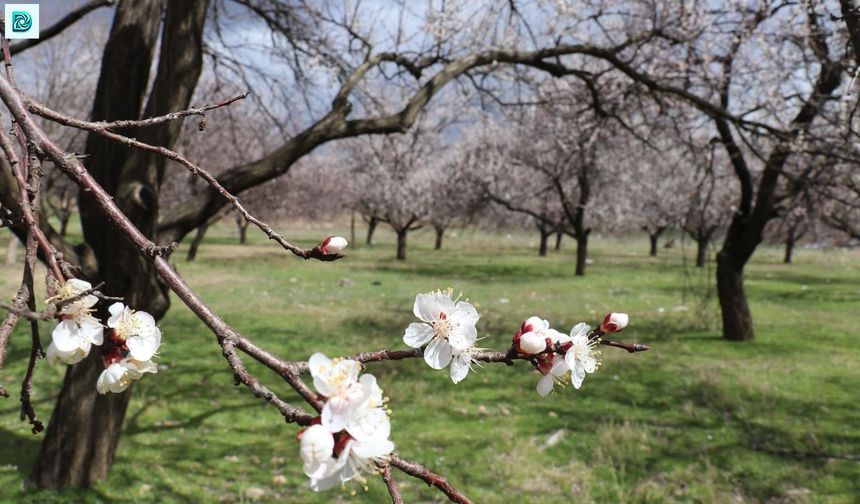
[96,358,157,394]
[107,302,161,361]
[403,289,479,378]
[303,353,394,491]
[49,279,103,361]
[309,353,371,433]
[563,323,600,389]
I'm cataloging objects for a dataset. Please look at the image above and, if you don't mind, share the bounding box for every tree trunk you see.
[784,236,795,264]
[575,233,588,276]
[5,236,18,265]
[366,217,378,245]
[538,231,549,257]
[695,236,709,268]
[716,251,754,341]
[32,0,209,489]
[649,233,659,257]
[434,226,444,250]
[555,231,563,251]
[396,229,407,260]
[186,221,211,261]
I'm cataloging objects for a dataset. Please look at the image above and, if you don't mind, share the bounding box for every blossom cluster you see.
[45,279,162,394]
[401,288,629,396]
[513,312,628,395]
[299,353,394,491]
[299,290,630,492]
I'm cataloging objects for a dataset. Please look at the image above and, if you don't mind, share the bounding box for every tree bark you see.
[575,233,588,276]
[649,233,659,257]
[434,226,444,250]
[31,0,209,489]
[695,236,709,268]
[396,229,407,260]
[716,251,754,341]
[366,216,379,245]
[555,231,563,251]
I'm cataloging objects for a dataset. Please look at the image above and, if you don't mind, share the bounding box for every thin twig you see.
[382,465,404,504]
[96,93,249,130]
[19,235,44,434]
[390,455,471,504]
[27,99,339,262]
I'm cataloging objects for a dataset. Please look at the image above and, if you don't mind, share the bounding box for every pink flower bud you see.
[600,312,628,333]
[319,236,348,255]
[518,331,547,354]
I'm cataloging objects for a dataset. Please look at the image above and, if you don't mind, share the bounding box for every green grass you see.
[1,221,858,503]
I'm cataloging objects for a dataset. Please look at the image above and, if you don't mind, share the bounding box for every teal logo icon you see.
[12,11,32,32]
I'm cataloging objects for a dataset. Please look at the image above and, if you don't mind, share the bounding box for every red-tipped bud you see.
[513,316,548,354]
[600,312,629,333]
[319,236,348,255]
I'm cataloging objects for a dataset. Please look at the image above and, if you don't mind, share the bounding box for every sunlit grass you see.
[1,222,858,503]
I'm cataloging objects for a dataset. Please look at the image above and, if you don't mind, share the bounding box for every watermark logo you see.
[4,4,39,39]
[12,11,32,32]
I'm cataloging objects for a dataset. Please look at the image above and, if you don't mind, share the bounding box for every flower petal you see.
[549,355,569,376]
[351,437,394,460]
[537,374,554,397]
[448,323,477,353]
[571,362,586,389]
[51,320,82,352]
[321,398,350,433]
[581,354,597,373]
[569,322,590,339]
[403,323,434,348]
[348,406,391,442]
[423,337,452,370]
[413,293,444,322]
[309,353,335,396]
[450,355,470,384]
[452,301,479,325]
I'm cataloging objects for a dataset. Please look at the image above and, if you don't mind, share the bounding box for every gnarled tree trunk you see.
[716,250,754,341]
[31,0,209,488]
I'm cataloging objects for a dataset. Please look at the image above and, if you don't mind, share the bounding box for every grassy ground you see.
[0,222,858,503]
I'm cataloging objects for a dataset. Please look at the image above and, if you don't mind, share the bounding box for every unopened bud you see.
[518,331,547,354]
[319,236,348,255]
[600,312,628,333]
